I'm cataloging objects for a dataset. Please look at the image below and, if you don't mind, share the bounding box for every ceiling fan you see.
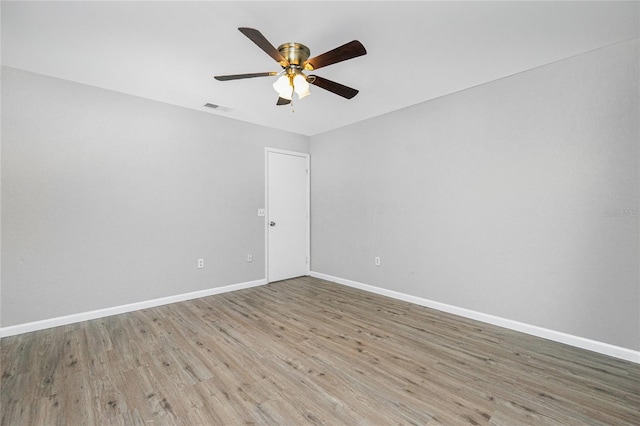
[214,27,367,106]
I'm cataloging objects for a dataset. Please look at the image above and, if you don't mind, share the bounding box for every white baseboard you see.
[0,278,267,338]
[310,271,640,364]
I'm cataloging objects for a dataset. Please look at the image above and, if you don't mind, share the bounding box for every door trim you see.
[264,148,310,282]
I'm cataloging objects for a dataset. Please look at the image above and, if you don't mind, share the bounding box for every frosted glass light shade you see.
[293,74,311,99]
[273,75,293,100]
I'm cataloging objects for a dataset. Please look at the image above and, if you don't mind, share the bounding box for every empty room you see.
[1,1,639,425]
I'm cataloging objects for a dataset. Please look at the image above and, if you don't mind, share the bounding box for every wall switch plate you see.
[197,258,204,269]
[247,254,253,263]
[257,209,265,217]
[375,256,381,266]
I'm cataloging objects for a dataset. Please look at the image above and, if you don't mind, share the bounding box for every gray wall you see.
[1,67,309,327]
[311,40,639,351]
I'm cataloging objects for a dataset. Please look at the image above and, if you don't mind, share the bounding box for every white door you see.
[266,149,309,282]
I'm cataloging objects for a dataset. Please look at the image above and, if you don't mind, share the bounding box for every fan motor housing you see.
[277,43,311,67]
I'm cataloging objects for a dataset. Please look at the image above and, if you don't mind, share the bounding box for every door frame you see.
[264,148,310,282]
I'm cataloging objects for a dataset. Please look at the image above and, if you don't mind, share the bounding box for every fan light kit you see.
[215,28,367,106]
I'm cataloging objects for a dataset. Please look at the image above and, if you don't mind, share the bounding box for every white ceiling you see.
[2,1,638,136]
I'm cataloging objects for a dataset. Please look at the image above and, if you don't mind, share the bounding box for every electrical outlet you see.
[257,209,265,217]
[375,256,381,266]
[197,258,204,269]
[247,254,253,263]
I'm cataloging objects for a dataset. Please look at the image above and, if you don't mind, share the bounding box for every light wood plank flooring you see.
[2,276,639,425]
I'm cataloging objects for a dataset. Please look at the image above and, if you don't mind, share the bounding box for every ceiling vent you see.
[204,103,233,113]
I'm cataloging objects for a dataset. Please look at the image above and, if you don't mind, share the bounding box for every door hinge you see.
[306,257,309,264]
[306,169,309,175]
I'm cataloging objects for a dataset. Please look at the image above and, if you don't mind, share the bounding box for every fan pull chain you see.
[290,86,295,113]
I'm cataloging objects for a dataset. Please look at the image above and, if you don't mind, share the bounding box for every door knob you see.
[270,221,276,227]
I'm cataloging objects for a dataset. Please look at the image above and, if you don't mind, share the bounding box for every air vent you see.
[204,103,233,113]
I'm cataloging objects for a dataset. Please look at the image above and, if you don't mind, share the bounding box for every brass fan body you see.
[277,43,311,68]
[276,43,316,84]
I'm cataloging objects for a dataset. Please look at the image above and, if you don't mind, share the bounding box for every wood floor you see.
[1,277,639,425]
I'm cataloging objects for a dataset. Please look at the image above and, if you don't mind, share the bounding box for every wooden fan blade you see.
[303,40,366,71]
[308,75,359,99]
[214,72,277,81]
[276,97,291,106]
[238,27,289,66]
